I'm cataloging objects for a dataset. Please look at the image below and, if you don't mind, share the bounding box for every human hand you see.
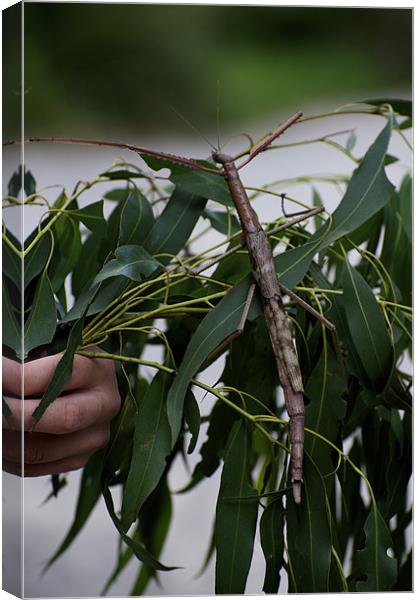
[2,352,121,476]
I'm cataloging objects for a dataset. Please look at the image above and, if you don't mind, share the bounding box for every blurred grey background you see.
[2,2,412,598]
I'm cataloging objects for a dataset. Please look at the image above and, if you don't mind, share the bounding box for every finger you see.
[2,356,22,396]
[3,452,93,477]
[3,388,120,434]
[4,351,117,398]
[3,424,110,465]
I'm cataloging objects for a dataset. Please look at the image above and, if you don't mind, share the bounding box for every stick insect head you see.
[211,150,234,165]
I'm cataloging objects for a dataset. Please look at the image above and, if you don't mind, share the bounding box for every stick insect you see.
[17,112,337,503]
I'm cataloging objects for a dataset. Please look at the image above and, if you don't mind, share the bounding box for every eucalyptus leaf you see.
[24,234,51,288]
[316,119,394,249]
[203,208,240,235]
[93,245,161,284]
[121,370,172,532]
[143,186,207,265]
[3,281,21,356]
[31,315,85,424]
[24,271,57,358]
[166,276,258,445]
[119,189,155,245]
[45,449,105,569]
[341,262,393,392]
[141,154,232,207]
[260,499,285,593]
[364,98,412,118]
[286,455,332,592]
[184,390,200,454]
[215,420,258,594]
[69,200,107,237]
[355,508,397,591]
[103,486,177,572]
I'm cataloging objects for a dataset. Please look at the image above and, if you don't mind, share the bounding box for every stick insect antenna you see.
[168,103,217,151]
[216,79,222,151]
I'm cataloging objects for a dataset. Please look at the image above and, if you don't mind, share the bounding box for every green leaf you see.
[32,315,85,423]
[93,245,161,284]
[69,200,107,237]
[49,218,82,293]
[103,486,177,572]
[166,276,258,445]
[355,508,397,591]
[184,390,200,454]
[46,449,105,569]
[398,174,412,243]
[130,477,173,595]
[24,234,51,288]
[203,208,240,235]
[341,262,393,392]
[222,316,278,415]
[180,401,238,492]
[316,119,394,249]
[3,231,22,290]
[345,131,357,152]
[119,189,155,245]
[143,186,207,265]
[62,277,128,324]
[286,455,332,592]
[305,344,347,474]
[215,420,258,594]
[364,98,412,118]
[260,499,285,593]
[24,272,57,358]
[3,281,21,356]
[141,154,232,207]
[120,370,172,532]
[100,169,149,180]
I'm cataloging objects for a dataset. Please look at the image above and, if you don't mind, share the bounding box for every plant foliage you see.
[2,100,412,594]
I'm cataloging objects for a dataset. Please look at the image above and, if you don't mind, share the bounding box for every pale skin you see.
[2,352,121,477]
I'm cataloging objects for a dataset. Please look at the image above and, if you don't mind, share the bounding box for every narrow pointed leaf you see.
[3,281,21,356]
[355,508,397,591]
[141,155,232,207]
[32,315,85,423]
[46,449,105,569]
[286,456,332,592]
[184,390,200,454]
[143,187,207,265]
[305,344,347,473]
[341,262,393,392]
[316,119,394,248]
[23,234,51,288]
[166,276,258,445]
[119,189,155,245]
[260,499,285,593]
[69,200,107,237]
[121,370,172,532]
[103,486,176,572]
[24,272,57,357]
[215,421,258,594]
[203,208,240,235]
[364,98,412,118]
[94,245,161,284]
[398,174,412,243]
[130,478,173,595]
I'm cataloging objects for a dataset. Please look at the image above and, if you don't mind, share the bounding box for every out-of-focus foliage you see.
[3,4,412,137]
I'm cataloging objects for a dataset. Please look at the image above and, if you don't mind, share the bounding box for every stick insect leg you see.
[205,283,256,363]
[189,206,324,277]
[277,279,344,363]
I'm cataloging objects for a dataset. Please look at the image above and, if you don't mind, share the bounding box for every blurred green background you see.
[4,3,412,138]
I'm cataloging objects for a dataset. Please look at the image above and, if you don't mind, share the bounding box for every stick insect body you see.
[17,112,319,503]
